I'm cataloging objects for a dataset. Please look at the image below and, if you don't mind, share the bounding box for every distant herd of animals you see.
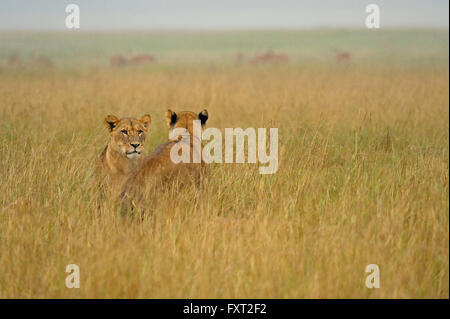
[7,54,54,68]
[110,53,157,66]
[235,51,290,64]
[5,50,352,68]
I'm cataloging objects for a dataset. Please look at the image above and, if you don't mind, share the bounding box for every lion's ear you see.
[139,114,152,131]
[164,109,177,127]
[104,115,120,132]
[198,109,208,126]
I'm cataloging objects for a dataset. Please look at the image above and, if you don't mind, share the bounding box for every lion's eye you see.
[138,130,144,135]
[121,130,128,135]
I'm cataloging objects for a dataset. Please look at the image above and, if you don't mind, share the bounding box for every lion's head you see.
[104,114,152,159]
[164,109,208,138]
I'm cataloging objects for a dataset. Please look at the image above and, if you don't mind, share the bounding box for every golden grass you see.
[0,64,448,298]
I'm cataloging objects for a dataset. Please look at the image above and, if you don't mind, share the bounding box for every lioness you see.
[120,109,208,208]
[97,114,152,187]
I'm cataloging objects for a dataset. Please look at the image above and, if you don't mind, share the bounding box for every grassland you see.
[0,30,448,298]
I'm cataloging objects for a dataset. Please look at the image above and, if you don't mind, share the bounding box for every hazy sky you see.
[0,0,448,30]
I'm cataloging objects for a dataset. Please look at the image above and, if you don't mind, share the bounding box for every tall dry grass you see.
[0,64,448,298]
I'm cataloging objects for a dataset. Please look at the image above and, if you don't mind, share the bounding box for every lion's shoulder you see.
[96,145,108,173]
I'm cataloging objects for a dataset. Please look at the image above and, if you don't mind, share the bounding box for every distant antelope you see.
[110,54,128,67]
[235,52,245,65]
[250,50,289,64]
[32,55,54,68]
[334,49,351,64]
[129,54,156,64]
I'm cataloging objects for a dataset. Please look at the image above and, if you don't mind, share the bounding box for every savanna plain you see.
[0,30,448,298]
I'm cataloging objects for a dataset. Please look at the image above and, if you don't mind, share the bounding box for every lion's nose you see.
[131,143,140,149]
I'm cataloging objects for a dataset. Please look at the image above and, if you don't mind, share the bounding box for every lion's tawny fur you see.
[97,114,151,195]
